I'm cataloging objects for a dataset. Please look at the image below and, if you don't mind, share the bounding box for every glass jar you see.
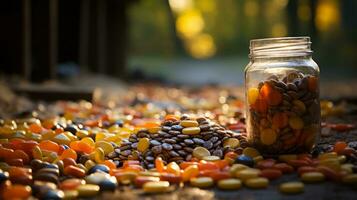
[244,37,320,155]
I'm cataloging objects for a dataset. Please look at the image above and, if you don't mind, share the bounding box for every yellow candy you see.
[338,155,347,163]
[166,162,180,175]
[32,146,43,160]
[253,155,264,163]
[318,152,337,160]
[182,165,199,182]
[260,128,277,145]
[148,127,160,134]
[63,131,77,141]
[229,164,248,177]
[137,138,150,152]
[95,132,106,141]
[202,156,221,162]
[319,158,340,171]
[223,138,240,148]
[243,147,260,158]
[81,137,95,146]
[301,172,325,183]
[94,148,105,163]
[190,177,214,188]
[192,147,211,159]
[52,133,71,145]
[77,184,100,197]
[248,87,259,105]
[279,182,304,194]
[85,160,96,170]
[95,141,114,155]
[117,171,138,184]
[289,116,304,130]
[143,181,170,193]
[341,164,354,174]
[76,130,89,139]
[245,177,269,189]
[292,100,306,114]
[180,120,199,127]
[139,171,161,177]
[63,190,78,200]
[182,127,201,135]
[342,174,357,184]
[236,169,260,181]
[217,178,242,190]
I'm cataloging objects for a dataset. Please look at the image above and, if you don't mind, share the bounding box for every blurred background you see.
[0,0,356,88]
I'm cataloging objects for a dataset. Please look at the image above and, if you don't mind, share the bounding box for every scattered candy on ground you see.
[0,86,356,199]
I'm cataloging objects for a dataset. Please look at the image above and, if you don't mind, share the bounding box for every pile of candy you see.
[0,86,356,199]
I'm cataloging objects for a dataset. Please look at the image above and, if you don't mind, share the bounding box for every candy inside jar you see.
[245,37,320,156]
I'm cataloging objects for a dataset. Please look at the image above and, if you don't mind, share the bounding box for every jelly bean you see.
[99,176,118,191]
[190,177,214,188]
[115,171,138,184]
[209,171,230,181]
[182,165,199,182]
[39,140,59,153]
[32,146,43,160]
[244,177,269,189]
[85,172,111,184]
[342,174,357,185]
[235,155,254,167]
[180,120,199,127]
[0,170,9,183]
[316,166,340,182]
[103,160,116,170]
[260,83,282,106]
[77,184,100,197]
[155,157,166,173]
[272,112,289,129]
[63,190,78,199]
[223,138,240,148]
[301,172,325,183]
[289,116,304,130]
[76,130,89,138]
[137,138,150,153]
[236,168,260,181]
[160,173,182,183]
[59,178,85,190]
[256,159,276,169]
[60,149,77,160]
[182,127,201,135]
[88,164,110,174]
[248,87,259,105]
[260,128,277,145]
[217,178,242,190]
[64,165,86,178]
[252,97,268,113]
[85,160,96,170]
[319,158,341,171]
[340,163,353,174]
[81,137,95,146]
[229,164,248,177]
[2,184,32,199]
[202,155,220,162]
[259,169,282,180]
[29,123,43,133]
[193,147,211,159]
[94,147,105,163]
[288,159,310,168]
[143,181,170,193]
[224,152,238,160]
[243,147,260,158]
[95,141,114,155]
[53,133,71,145]
[166,162,180,175]
[307,76,318,92]
[279,182,304,194]
[297,166,318,176]
[135,176,160,187]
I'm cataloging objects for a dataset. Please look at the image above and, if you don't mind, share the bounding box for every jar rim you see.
[249,36,312,59]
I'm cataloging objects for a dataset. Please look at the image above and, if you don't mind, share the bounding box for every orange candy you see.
[160,173,182,183]
[272,112,288,128]
[135,176,160,188]
[64,165,86,178]
[2,185,32,200]
[60,149,78,160]
[252,97,268,113]
[59,178,85,190]
[164,115,179,121]
[70,141,93,154]
[256,159,276,170]
[260,83,282,106]
[29,123,43,133]
[198,161,219,171]
[307,76,318,92]
[155,157,166,173]
[208,171,231,181]
[297,166,318,176]
[104,160,117,169]
[39,140,60,153]
[63,158,77,168]
[259,169,282,180]
[10,150,30,164]
[333,141,347,154]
